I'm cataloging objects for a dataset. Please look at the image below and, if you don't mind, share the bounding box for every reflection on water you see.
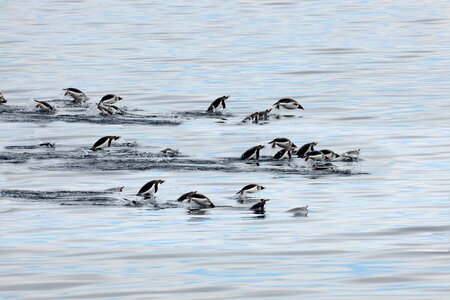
[1,0,449,299]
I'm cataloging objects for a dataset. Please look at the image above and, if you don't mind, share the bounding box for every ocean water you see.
[1,0,449,299]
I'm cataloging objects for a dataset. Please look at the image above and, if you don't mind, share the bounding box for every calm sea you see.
[1,0,449,299]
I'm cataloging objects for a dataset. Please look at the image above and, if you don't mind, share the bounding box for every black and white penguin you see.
[320,149,340,160]
[207,95,229,112]
[268,137,296,149]
[236,184,265,196]
[136,180,165,197]
[241,145,265,160]
[242,112,259,124]
[177,191,197,202]
[100,94,122,106]
[34,100,54,112]
[250,199,269,211]
[274,148,292,159]
[0,92,7,104]
[97,102,123,115]
[63,88,87,102]
[90,136,120,151]
[257,108,272,120]
[296,142,317,158]
[273,98,304,110]
[188,192,215,208]
[304,150,326,161]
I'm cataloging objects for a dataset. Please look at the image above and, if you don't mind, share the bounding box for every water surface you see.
[1,0,449,299]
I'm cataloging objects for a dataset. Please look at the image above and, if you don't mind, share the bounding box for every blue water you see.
[1,0,449,299]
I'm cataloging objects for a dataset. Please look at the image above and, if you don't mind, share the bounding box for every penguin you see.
[268,137,296,149]
[274,148,292,159]
[0,92,7,104]
[304,150,325,161]
[296,142,317,158]
[100,94,122,106]
[242,112,259,124]
[320,149,340,160]
[177,191,197,202]
[342,149,360,160]
[286,206,309,213]
[123,198,143,207]
[250,199,269,211]
[90,136,120,151]
[34,100,54,112]
[273,98,304,110]
[104,186,124,192]
[161,148,179,157]
[188,192,215,208]
[63,88,87,102]
[286,205,309,216]
[38,142,55,148]
[241,145,265,160]
[236,184,265,197]
[257,108,272,120]
[97,102,123,115]
[136,180,165,197]
[207,95,229,112]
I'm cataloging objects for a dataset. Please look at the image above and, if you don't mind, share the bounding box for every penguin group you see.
[1,89,361,214]
[242,138,359,165]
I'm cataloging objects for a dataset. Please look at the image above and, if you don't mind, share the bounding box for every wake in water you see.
[0,141,365,175]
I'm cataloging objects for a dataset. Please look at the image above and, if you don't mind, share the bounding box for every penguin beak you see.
[298,105,304,110]
[118,96,122,100]
[161,180,165,183]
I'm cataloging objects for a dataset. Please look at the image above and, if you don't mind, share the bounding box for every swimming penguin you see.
[286,206,309,213]
[38,142,55,148]
[257,108,272,120]
[250,199,269,211]
[136,180,165,197]
[320,149,340,160]
[274,148,292,159]
[177,191,197,202]
[268,137,296,149]
[207,95,229,112]
[236,184,265,197]
[0,92,7,104]
[286,205,309,216]
[97,102,123,115]
[63,88,87,102]
[241,145,265,160]
[100,94,122,106]
[296,142,317,158]
[342,149,361,160]
[34,100,54,112]
[304,150,326,161]
[188,192,215,208]
[104,186,124,192]
[273,98,304,110]
[242,112,259,124]
[90,136,120,151]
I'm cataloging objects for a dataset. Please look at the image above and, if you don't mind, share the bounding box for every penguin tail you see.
[210,203,215,208]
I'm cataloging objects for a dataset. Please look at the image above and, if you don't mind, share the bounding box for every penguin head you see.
[159,180,165,184]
